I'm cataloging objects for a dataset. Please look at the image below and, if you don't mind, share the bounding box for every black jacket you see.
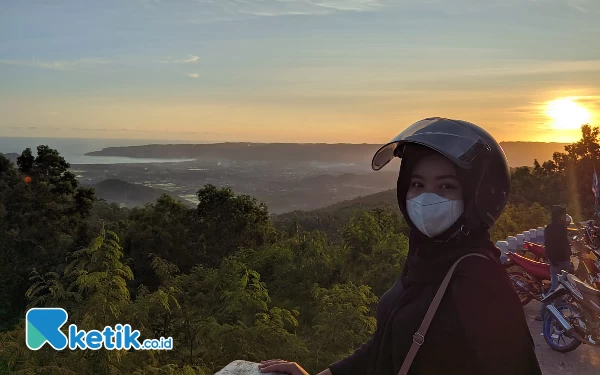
[544,221,571,264]
[328,254,541,375]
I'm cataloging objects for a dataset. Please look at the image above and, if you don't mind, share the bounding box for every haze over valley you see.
[2,139,568,213]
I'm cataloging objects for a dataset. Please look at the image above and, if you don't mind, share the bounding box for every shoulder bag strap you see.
[397,252,490,375]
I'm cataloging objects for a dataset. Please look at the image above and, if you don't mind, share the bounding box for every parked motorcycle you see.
[540,270,600,352]
[523,241,547,262]
[581,220,600,250]
[505,251,553,305]
[503,250,598,306]
[573,247,600,289]
[521,239,600,289]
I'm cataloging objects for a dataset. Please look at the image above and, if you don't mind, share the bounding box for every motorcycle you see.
[572,246,600,289]
[505,251,553,306]
[524,237,600,289]
[540,270,600,352]
[522,241,547,262]
[581,220,600,250]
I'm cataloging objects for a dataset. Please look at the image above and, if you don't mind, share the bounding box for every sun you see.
[546,97,592,130]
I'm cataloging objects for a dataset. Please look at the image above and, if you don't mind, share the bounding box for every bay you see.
[0,137,201,165]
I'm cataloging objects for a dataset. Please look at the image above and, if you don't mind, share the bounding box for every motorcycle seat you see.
[570,278,600,312]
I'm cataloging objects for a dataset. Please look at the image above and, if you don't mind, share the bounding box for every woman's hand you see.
[258,359,310,375]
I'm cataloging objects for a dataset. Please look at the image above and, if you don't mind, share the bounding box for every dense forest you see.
[0,125,598,374]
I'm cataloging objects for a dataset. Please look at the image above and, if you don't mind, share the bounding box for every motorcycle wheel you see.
[507,271,533,306]
[543,303,583,353]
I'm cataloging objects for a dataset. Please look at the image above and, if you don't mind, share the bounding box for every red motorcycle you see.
[506,243,600,305]
[505,252,552,305]
[523,241,548,262]
[525,239,600,289]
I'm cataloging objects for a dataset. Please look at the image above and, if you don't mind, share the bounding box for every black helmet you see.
[372,117,510,239]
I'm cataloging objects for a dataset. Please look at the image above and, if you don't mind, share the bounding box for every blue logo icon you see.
[25,307,173,351]
[26,308,69,350]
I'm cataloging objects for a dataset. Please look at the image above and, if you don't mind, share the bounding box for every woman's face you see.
[406,153,463,201]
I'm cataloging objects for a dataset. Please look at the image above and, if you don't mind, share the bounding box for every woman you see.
[259,117,541,375]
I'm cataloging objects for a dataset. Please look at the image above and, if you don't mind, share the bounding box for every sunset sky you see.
[1,0,599,144]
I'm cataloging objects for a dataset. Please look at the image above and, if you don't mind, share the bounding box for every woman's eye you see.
[411,182,423,188]
[440,183,456,189]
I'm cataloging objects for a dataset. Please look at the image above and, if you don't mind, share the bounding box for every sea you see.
[0,137,200,165]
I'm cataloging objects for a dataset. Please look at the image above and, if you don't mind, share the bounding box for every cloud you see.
[239,9,328,17]
[576,96,600,107]
[466,60,600,77]
[0,58,111,72]
[315,0,382,12]
[187,73,199,78]
[566,0,589,13]
[156,55,199,64]
[170,0,384,23]
[403,0,598,15]
[237,0,382,17]
[363,59,600,85]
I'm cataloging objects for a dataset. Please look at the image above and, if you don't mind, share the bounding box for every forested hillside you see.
[89,179,193,209]
[0,125,597,374]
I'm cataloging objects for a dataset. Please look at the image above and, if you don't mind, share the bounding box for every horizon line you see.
[0,135,572,145]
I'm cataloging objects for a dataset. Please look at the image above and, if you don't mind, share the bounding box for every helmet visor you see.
[372,117,490,171]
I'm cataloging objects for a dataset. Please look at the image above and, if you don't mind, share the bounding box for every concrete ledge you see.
[215,361,278,375]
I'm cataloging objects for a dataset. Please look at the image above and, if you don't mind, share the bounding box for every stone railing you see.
[214,361,276,375]
[494,223,581,262]
[495,226,545,263]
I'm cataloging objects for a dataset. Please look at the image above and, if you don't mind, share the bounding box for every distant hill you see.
[313,188,398,215]
[86,141,568,167]
[0,152,19,164]
[86,143,377,164]
[250,170,398,214]
[276,188,397,220]
[274,188,399,237]
[499,142,567,168]
[288,171,398,190]
[89,179,192,208]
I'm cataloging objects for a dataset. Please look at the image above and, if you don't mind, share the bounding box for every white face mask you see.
[406,193,464,238]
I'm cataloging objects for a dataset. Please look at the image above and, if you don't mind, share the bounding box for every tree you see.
[490,203,550,242]
[194,184,275,267]
[509,124,600,219]
[308,282,377,371]
[1,225,134,374]
[65,224,133,327]
[0,146,95,330]
[343,209,409,296]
